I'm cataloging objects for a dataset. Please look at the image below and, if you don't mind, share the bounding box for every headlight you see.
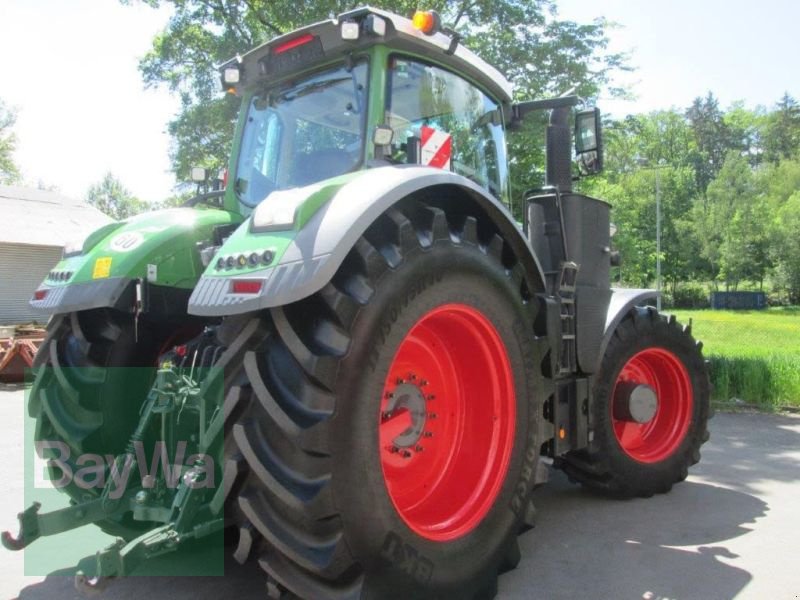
[250,185,319,232]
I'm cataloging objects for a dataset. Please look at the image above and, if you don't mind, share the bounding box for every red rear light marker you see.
[273,33,315,55]
[231,280,263,294]
[33,289,48,301]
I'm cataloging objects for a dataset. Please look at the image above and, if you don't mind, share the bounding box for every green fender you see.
[30,206,242,316]
[189,166,547,316]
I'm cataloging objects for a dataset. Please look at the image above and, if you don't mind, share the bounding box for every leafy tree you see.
[772,191,800,303]
[584,165,699,289]
[763,93,800,164]
[724,101,765,166]
[686,92,732,192]
[86,172,148,220]
[580,109,703,287]
[698,152,769,290]
[129,0,628,192]
[759,156,800,209]
[599,110,697,178]
[0,99,21,184]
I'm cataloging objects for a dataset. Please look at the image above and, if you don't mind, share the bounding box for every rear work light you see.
[230,280,263,295]
[222,67,240,84]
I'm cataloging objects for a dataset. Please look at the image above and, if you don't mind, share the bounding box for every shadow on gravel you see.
[15,413,787,600]
[16,549,266,600]
[502,473,768,600]
[695,412,800,494]
[16,476,768,600]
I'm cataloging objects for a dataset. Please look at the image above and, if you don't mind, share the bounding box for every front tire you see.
[227,201,546,598]
[558,308,710,497]
[29,309,182,537]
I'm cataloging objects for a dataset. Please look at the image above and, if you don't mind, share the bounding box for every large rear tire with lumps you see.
[28,309,182,538]
[557,307,710,498]
[224,200,547,599]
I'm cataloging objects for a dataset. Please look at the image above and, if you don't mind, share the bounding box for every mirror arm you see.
[509,95,580,128]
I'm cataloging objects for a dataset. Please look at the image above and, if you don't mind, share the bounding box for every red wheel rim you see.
[379,303,515,542]
[611,347,693,463]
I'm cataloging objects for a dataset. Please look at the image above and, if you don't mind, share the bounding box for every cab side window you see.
[386,57,508,201]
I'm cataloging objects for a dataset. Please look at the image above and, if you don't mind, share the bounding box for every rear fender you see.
[188,166,546,316]
[30,207,242,316]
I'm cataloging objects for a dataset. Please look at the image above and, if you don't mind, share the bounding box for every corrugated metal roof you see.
[0,185,114,247]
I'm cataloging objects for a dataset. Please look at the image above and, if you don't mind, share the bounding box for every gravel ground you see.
[1,385,798,600]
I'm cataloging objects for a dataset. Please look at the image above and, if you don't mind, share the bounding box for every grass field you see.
[669,308,800,407]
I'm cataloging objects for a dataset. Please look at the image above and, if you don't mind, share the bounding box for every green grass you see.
[669,308,800,407]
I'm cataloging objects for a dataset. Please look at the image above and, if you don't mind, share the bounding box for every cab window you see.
[386,57,508,202]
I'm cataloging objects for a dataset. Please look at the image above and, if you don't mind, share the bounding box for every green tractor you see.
[6,7,710,599]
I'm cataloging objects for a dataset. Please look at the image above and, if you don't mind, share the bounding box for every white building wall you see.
[0,243,61,325]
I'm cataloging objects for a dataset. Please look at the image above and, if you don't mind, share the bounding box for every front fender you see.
[30,207,241,316]
[188,166,546,316]
[592,288,659,374]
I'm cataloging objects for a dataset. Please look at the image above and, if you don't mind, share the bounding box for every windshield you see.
[235,61,368,207]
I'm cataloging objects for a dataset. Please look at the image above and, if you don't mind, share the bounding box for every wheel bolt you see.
[426,394,435,401]
[382,411,393,419]
[428,413,437,419]
[415,445,424,452]
[389,446,399,453]
[385,391,394,399]
[423,431,433,438]
[420,380,429,387]
[402,450,412,458]
[396,378,405,385]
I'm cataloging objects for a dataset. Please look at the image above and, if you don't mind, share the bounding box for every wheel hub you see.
[610,347,694,463]
[383,380,429,450]
[614,382,658,424]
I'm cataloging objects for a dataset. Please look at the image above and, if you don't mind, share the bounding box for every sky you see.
[557,0,800,115]
[1,0,798,203]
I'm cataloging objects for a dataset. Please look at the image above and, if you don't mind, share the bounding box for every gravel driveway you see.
[1,386,798,600]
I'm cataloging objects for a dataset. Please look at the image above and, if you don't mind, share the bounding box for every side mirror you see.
[575,107,603,175]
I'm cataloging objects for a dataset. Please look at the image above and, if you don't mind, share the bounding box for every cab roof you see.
[225,6,514,104]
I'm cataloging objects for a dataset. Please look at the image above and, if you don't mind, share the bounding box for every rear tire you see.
[226,201,547,598]
[558,307,710,497]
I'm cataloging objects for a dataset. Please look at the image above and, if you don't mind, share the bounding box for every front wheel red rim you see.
[379,303,516,542]
[611,347,693,463]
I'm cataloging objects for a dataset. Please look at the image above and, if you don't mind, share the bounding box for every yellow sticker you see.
[92,257,112,279]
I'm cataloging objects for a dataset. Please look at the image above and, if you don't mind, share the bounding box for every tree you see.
[763,93,800,164]
[86,172,148,220]
[724,101,765,166]
[599,110,697,178]
[686,92,733,193]
[579,109,704,287]
[0,99,21,184]
[772,191,800,303]
[698,152,769,290]
[129,0,628,189]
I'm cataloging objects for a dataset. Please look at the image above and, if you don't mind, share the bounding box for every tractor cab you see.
[222,8,525,213]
